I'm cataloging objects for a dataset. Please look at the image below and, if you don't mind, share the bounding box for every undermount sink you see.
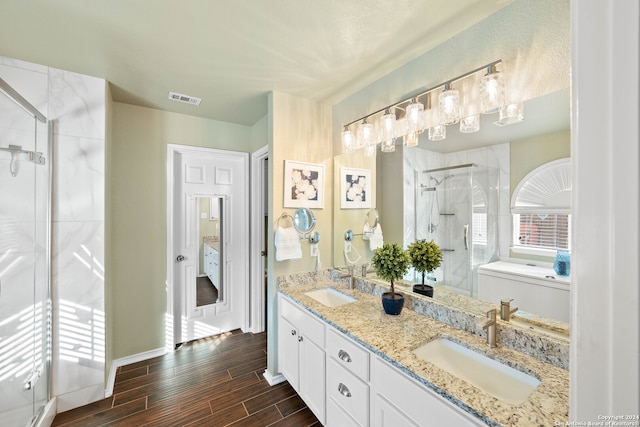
[304,287,356,308]
[413,337,540,405]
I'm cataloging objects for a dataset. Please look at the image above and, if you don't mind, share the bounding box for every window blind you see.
[513,213,571,250]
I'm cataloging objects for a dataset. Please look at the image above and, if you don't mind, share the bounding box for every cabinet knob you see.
[298,336,303,342]
[338,349,352,363]
[338,383,352,398]
[291,330,296,336]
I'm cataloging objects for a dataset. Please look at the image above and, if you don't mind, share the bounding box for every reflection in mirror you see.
[293,207,316,237]
[333,89,571,334]
[197,196,224,307]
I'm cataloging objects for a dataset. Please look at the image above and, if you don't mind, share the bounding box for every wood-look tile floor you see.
[52,330,321,427]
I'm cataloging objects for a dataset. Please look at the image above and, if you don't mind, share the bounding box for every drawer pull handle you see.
[338,383,352,397]
[338,349,352,363]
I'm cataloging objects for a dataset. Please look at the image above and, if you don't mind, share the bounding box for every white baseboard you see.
[263,369,286,386]
[105,347,167,397]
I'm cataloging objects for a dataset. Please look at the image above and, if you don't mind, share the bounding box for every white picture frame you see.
[340,167,371,209]
[284,160,325,209]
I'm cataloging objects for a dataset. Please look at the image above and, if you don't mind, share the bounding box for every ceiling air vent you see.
[168,91,202,106]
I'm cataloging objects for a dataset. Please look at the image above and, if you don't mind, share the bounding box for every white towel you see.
[368,223,384,251]
[275,226,302,261]
[362,222,372,240]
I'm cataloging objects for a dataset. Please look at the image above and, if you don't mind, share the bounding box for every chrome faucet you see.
[500,299,519,321]
[340,265,356,290]
[479,309,497,348]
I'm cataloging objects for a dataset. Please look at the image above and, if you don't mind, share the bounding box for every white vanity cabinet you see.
[371,357,483,427]
[278,295,326,424]
[203,243,219,288]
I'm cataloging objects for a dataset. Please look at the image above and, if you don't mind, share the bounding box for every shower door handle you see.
[464,224,469,250]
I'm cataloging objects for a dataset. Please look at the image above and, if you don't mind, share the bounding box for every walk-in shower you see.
[0,77,51,426]
[416,163,499,297]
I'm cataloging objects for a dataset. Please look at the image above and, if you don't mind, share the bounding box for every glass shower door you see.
[0,82,50,426]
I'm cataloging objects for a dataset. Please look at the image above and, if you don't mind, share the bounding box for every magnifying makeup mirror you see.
[293,207,316,239]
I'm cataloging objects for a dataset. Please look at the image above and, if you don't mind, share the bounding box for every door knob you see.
[176,255,185,262]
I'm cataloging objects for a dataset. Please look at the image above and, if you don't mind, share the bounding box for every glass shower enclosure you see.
[0,78,51,426]
[416,163,499,297]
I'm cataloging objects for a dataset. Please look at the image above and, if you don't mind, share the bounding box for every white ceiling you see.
[0,0,514,126]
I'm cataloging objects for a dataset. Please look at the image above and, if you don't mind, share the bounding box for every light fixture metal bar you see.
[344,59,501,128]
[0,77,47,123]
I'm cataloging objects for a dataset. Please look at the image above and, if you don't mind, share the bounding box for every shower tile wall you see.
[0,56,107,413]
[402,143,510,285]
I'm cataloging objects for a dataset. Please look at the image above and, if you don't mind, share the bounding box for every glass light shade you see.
[495,102,524,126]
[358,121,374,147]
[460,114,480,133]
[379,112,396,144]
[480,71,505,114]
[406,100,424,134]
[404,131,419,147]
[381,139,395,152]
[364,139,377,157]
[341,128,355,153]
[428,124,446,141]
[438,88,460,125]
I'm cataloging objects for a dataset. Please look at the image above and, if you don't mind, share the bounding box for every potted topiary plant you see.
[371,242,411,315]
[407,239,442,297]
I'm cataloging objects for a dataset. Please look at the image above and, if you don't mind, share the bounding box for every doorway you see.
[249,145,268,333]
[166,144,249,347]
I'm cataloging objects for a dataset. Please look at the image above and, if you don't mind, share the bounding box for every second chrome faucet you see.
[479,309,497,348]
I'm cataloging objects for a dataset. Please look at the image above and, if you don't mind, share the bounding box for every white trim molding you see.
[250,145,268,333]
[105,347,167,398]
[262,369,286,386]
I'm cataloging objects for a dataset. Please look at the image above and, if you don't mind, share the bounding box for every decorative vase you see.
[412,284,433,298]
[553,249,570,276]
[382,292,405,315]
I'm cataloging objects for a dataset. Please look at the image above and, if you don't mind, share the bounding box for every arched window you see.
[511,158,571,256]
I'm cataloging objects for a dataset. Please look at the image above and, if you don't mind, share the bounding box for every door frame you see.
[166,144,250,347]
[249,145,268,333]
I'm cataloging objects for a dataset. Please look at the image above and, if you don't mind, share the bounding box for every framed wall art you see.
[284,160,325,209]
[340,167,371,209]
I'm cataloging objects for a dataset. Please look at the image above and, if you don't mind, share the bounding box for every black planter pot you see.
[382,292,405,315]
[413,284,434,298]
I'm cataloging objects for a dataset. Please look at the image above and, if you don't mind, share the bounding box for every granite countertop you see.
[203,236,219,251]
[278,277,569,427]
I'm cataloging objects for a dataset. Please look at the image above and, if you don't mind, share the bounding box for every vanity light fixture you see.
[460,114,481,133]
[406,98,424,134]
[379,109,397,152]
[438,83,461,125]
[341,125,355,153]
[480,64,505,114]
[495,102,524,126]
[339,59,522,155]
[428,124,446,141]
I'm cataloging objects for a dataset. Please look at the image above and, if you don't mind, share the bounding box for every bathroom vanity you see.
[203,237,220,289]
[277,272,569,426]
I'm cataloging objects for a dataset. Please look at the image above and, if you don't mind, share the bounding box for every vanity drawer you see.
[327,358,369,426]
[327,328,369,381]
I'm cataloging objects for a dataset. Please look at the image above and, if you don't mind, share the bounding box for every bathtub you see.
[477,260,570,323]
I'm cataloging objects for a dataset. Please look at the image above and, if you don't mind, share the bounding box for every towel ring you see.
[277,212,294,229]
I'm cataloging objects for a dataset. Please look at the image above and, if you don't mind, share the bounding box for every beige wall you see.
[110,102,253,359]
[266,91,332,376]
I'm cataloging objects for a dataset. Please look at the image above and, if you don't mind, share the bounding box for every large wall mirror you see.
[332,88,571,325]
[196,195,224,307]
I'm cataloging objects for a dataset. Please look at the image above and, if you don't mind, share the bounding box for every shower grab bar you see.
[0,145,46,177]
[0,77,47,123]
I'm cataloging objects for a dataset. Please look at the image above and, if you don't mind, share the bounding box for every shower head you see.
[429,174,454,186]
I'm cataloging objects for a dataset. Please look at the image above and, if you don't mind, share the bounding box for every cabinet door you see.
[327,396,362,427]
[299,333,326,424]
[278,316,299,391]
[372,394,419,427]
[372,357,483,426]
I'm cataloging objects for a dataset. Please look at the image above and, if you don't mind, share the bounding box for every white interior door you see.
[169,145,248,346]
